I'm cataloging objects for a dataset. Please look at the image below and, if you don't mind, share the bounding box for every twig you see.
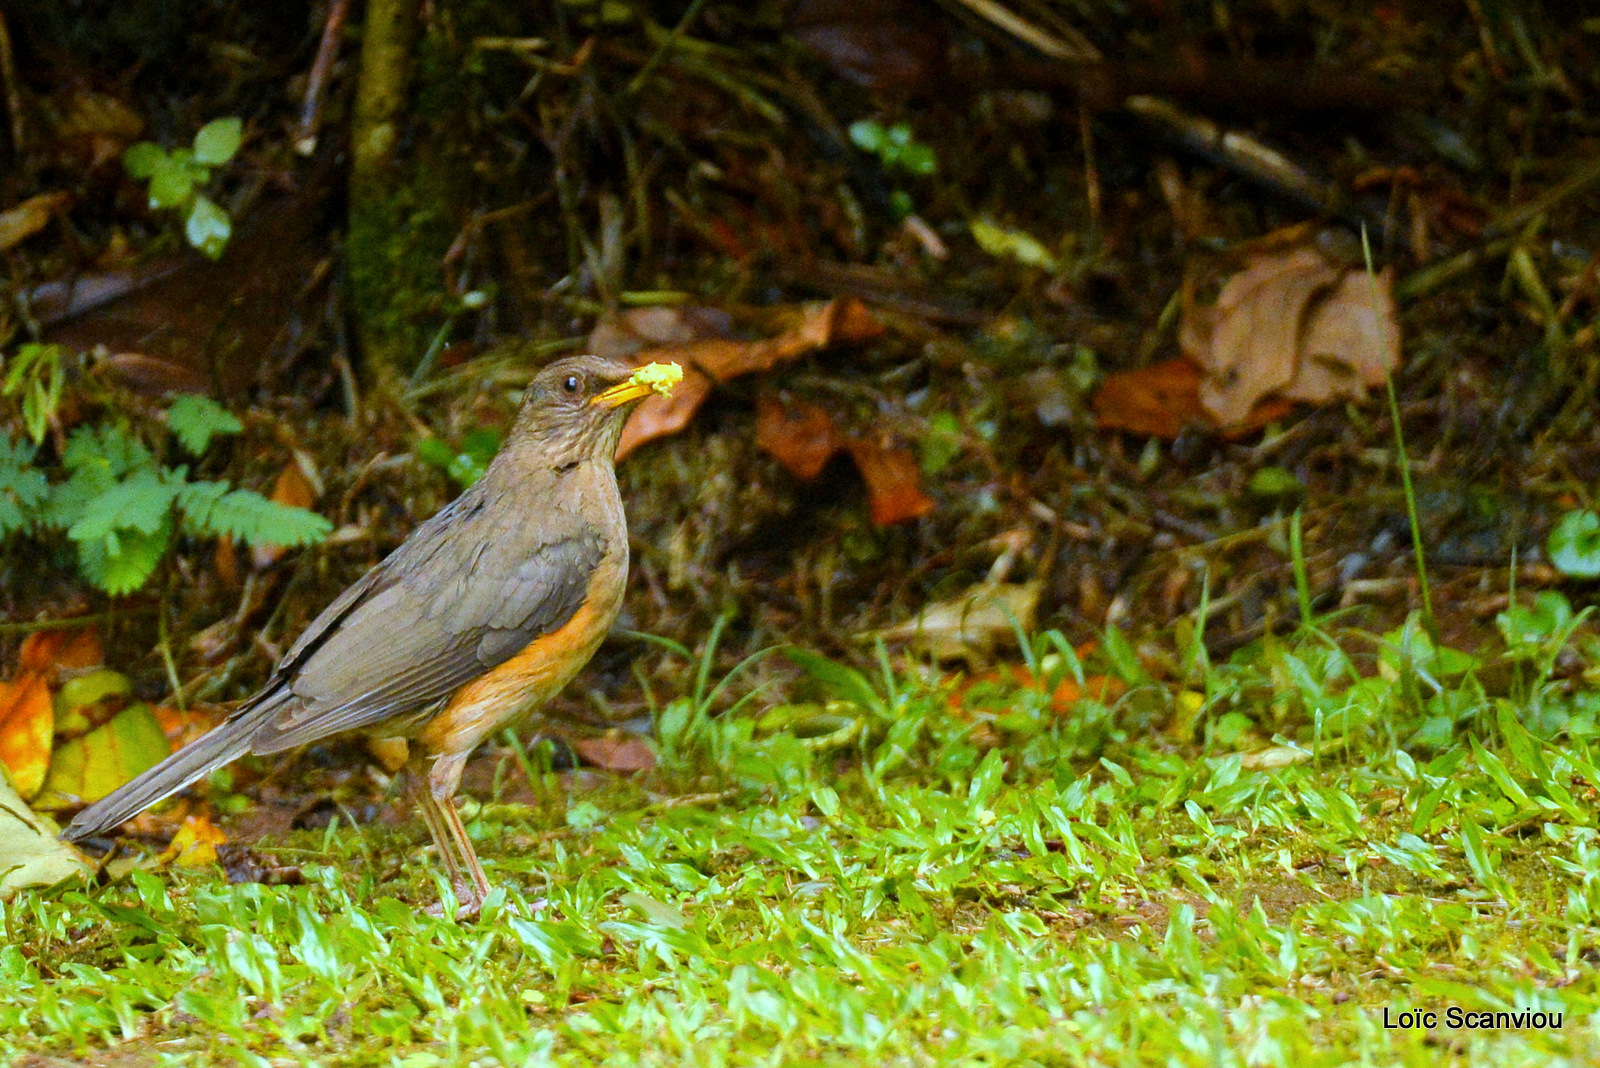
[0,9,23,156]
[947,0,1100,63]
[0,609,157,636]
[294,0,353,156]
[1078,99,1101,236]
[626,0,711,96]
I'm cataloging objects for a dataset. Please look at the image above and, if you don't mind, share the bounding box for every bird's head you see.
[510,354,682,467]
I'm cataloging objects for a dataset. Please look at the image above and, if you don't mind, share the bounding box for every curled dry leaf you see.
[1182,244,1400,427]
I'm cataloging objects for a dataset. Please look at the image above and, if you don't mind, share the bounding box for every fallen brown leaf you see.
[1179,242,1401,427]
[600,298,884,459]
[570,734,657,773]
[755,393,848,480]
[1186,245,1335,426]
[18,627,104,677]
[1092,356,1294,439]
[755,395,936,526]
[846,436,937,526]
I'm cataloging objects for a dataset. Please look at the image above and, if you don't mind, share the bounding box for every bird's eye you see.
[563,375,580,393]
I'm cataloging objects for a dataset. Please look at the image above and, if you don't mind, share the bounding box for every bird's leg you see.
[405,751,491,918]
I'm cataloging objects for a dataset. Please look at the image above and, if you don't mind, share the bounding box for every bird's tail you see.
[61,693,289,842]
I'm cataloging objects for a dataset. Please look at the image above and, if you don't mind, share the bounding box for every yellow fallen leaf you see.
[33,702,171,811]
[160,813,226,868]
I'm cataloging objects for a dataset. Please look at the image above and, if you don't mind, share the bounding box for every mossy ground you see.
[8,616,1600,1067]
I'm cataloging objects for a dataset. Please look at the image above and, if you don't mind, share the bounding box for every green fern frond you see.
[66,470,183,542]
[75,519,175,595]
[61,424,152,478]
[167,395,243,456]
[177,480,331,547]
[0,434,49,536]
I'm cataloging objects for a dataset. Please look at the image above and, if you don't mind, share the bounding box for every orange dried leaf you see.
[616,370,713,460]
[56,629,105,672]
[845,437,936,526]
[1092,356,1207,438]
[0,674,54,799]
[17,627,103,678]
[18,631,65,673]
[755,394,848,480]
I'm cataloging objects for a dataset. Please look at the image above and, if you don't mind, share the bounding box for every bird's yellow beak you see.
[592,361,684,408]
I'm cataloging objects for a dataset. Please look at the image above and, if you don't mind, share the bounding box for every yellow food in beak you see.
[592,361,684,408]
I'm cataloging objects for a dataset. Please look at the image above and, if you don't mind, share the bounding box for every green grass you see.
[6,610,1600,1066]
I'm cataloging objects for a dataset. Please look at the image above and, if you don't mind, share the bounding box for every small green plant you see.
[1,343,66,445]
[1547,508,1600,578]
[848,119,936,219]
[122,117,243,259]
[0,395,330,594]
[415,428,503,488]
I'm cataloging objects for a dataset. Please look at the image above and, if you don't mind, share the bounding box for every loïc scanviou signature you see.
[1381,1006,1563,1031]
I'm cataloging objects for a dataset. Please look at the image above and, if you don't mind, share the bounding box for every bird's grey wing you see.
[249,495,605,753]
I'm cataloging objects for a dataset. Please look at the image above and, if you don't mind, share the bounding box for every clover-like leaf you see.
[122,141,167,180]
[186,195,232,260]
[192,117,243,166]
[1548,509,1600,579]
